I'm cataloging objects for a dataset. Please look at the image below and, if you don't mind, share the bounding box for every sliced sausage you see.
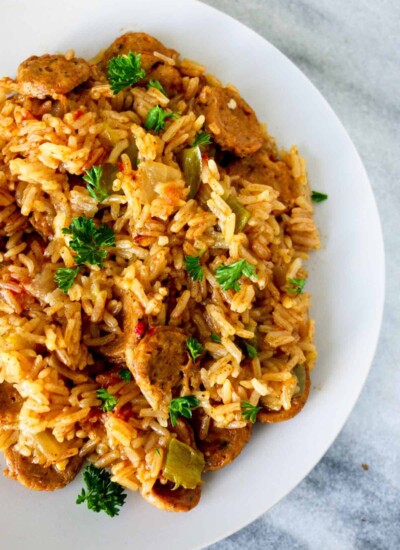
[197,86,264,157]
[227,149,300,204]
[141,480,201,512]
[194,415,252,472]
[17,54,90,98]
[99,290,142,365]
[4,447,84,491]
[0,382,23,428]
[128,326,189,409]
[257,364,311,423]
[100,32,178,73]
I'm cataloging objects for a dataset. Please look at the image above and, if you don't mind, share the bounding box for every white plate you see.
[0,0,384,548]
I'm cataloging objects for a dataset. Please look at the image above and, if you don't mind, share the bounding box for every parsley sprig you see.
[147,80,167,96]
[210,333,222,343]
[62,216,115,268]
[241,401,262,423]
[311,190,328,202]
[192,132,212,147]
[145,105,179,132]
[107,52,146,94]
[287,278,306,295]
[118,368,132,382]
[54,267,80,294]
[97,388,118,412]
[83,165,110,203]
[215,259,257,292]
[76,464,126,517]
[169,395,199,427]
[184,255,203,281]
[186,337,204,361]
[244,342,258,359]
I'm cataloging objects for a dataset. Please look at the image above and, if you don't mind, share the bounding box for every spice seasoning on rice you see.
[0,30,320,514]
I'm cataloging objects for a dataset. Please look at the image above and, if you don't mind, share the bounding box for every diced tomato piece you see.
[134,320,146,339]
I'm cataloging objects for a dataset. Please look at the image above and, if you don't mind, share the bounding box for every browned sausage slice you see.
[194,418,252,472]
[0,382,23,428]
[142,480,201,512]
[197,86,264,157]
[128,326,189,409]
[99,290,141,365]
[100,32,178,72]
[258,365,311,423]
[227,149,300,204]
[4,447,84,491]
[17,54,90,98]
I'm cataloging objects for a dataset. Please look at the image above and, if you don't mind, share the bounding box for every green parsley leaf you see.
[311,190,328,203]
[210,333,222,343]
[145,105,179,132]
[118,368,132,382]
[287,278,306,295]
[97,388,118,412]
[186,337,204,361]
[107,51,146,95]
[241,401,262,423]
[154,447,161,456]
[147,79,167,96]
[169,395,199,427]
[76,464,126,517]
[62,216,115,267]
[215,259,257,292]
[244,342,258,359]
[192,131,212,147]
[54,266,80,294]
[184,255,203,281]
[83,165,110,203]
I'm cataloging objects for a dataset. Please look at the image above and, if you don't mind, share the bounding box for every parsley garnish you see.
[215,259,257,292]
[287,278,306,295]
[107,52,146,94]
[184,255,203,281]
[83,165,110,203]
[62,216,115,268]
[145,105,179,132]
[54,266,80,294]
[186,337,204,361]
[210,333,222,343]
[244,342,258,359]
[118,368,132,382]
[97,388,118,412]
[147,79,167,96]
[192,131,212,147]
[241,401,262,423]
[76,464,126,517]
[155,447,161,456]
[169,395,199,427]
[311,190,328,202]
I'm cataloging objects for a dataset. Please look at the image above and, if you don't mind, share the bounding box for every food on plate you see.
[0,31,322,515]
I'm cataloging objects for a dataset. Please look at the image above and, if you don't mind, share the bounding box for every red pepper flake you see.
[117,161,124,172]
[202,153,209,161]
[134,320,146,339]
[75,108,84,119]
[115,403,134,422]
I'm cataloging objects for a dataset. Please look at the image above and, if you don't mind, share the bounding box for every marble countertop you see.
[201,1,400,549]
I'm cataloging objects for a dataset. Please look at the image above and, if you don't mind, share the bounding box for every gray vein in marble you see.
[200,1,400,549]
